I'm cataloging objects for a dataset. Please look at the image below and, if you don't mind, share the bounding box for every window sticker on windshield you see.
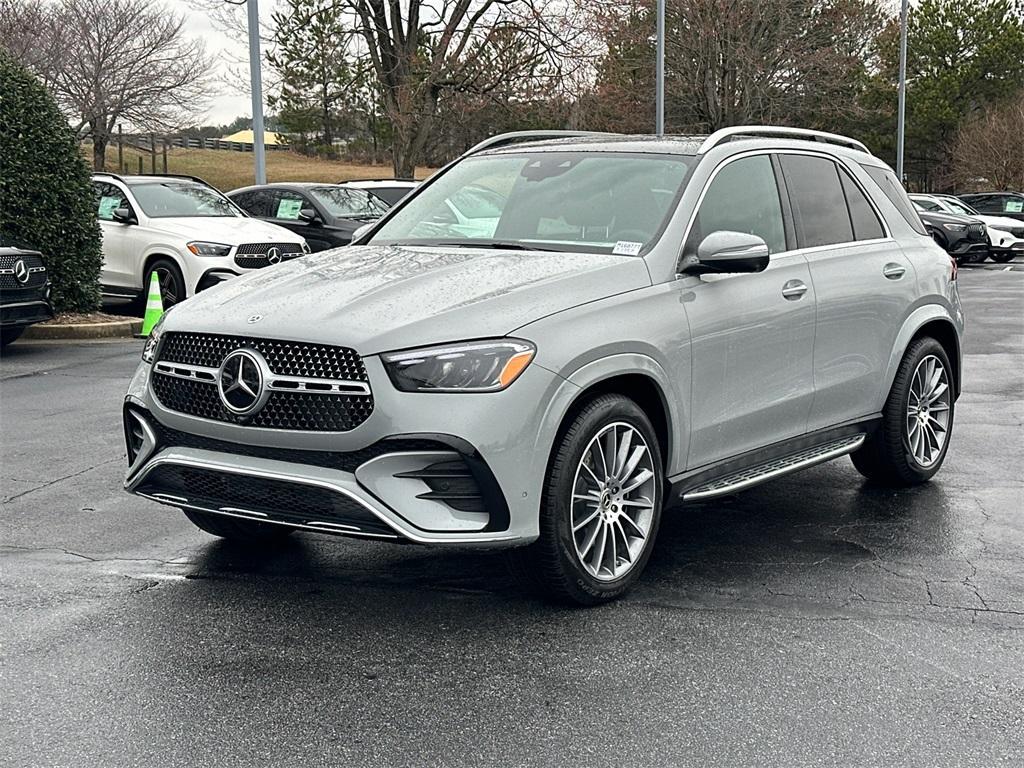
[1006,200,1023,213]
[276,198,303,219]
[98,196,121,220]
[613,240,643,256]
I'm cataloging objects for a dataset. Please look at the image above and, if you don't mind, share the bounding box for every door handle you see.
[883,263,906,279]
[781,280,808,300]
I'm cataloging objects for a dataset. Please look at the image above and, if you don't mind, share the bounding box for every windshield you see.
[129,182,240,218]
[369,152,692,254]
[368,186,415,206]
[309,186,389,219]
[943,198,979,216]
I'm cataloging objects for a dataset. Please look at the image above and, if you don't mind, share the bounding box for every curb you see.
[23,319,143,340]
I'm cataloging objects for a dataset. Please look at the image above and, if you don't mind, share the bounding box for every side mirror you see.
[299,207,319,223]
[683,231,770,274]
[112,207,136,225]
[351,223,373,243]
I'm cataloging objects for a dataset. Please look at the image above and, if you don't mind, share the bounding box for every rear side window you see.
[685,154,787,255]
[779,154,852,247]
[839,169,885,240]
[861,165,928,235]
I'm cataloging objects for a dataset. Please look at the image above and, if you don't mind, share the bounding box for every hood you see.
[146,216,305,245]
[916,209,981,226]
[163,244,651,354]
[977,214,1024,231]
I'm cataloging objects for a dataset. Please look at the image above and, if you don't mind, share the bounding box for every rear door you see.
[780,153,915,430]
[681,153,816,468]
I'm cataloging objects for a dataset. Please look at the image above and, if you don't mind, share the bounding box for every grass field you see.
[94,146,432,192]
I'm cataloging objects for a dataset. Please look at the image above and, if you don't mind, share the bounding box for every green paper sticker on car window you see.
[98,196,121,220]
[276,198,303,219]
[1006,200,1023,213]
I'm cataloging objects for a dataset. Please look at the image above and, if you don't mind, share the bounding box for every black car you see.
[1,245,53,348]
[958,192,1024,223]
[913,207,989,264]
[227,183,390,251]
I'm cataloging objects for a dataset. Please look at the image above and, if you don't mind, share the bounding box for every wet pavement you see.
[1,266,1022,766]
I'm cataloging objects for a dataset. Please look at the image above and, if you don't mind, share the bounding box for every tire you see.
[508,394,665,605]
[183,509,294,543]
[143,258,187,310]
[990,253,1015,264]
[851,337,954,486]
[1,327,25,349]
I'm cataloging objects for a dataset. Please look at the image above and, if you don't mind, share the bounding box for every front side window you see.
[370,152,692,255]
[94,182,130,220]
[308,187,388,219]
[1002,195,1024,214]
[912,197,941,212]
[684,154,786,256]
[129,182,240,218]
[266,190,310,221]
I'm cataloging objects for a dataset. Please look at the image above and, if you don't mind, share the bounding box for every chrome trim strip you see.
[127,450,522,545]
[153,361,218,383]
[683,434,866,501]
[266,375,371,396]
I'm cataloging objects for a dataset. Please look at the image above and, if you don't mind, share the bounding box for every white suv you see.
[92,173,309,307]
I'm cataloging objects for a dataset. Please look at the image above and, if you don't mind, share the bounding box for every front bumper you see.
[1,298,53,328]
[123,356,574,546]
[947,239,988,257]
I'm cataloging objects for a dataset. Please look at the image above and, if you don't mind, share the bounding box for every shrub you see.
[0,51,102,312]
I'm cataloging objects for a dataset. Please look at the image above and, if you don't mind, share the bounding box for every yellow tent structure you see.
[220,130,288,146]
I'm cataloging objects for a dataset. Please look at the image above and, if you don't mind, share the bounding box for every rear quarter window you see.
[861,165,928,235]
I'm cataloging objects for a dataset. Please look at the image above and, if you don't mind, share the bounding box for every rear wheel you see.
[851,337,954,485]
[183,509,294,543]
[508,394,664,605]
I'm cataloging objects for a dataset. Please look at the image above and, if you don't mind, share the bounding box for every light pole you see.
[246,0,267,184]
[656,0,665,136]
[896,0,909,182]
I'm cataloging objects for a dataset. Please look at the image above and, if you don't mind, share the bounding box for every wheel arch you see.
[911,318,962,398]
[885,309,962,401]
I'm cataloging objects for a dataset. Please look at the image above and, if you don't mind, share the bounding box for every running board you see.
[682,434,866,501]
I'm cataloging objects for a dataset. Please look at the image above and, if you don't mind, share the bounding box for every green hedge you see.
[0,51,102,313]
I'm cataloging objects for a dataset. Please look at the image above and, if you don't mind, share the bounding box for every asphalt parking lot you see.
[1,265,1022,767]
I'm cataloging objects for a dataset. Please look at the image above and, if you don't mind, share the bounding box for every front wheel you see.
[1,326,25,349]
[508,394,664,605]
[143,258,187,309]
[851,337,954,485]
[990,252,1016,264]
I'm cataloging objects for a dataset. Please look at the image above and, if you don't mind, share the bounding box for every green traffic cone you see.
[139,271,165,337]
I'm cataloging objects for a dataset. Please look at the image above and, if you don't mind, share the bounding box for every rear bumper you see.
[0,299,53,328]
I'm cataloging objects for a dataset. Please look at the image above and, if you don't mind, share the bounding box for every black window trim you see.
[678,148,893,269]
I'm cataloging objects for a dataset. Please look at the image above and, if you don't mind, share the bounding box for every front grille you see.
[153,332,373,431]
[137,465,396,537]
[154,422,451,472]
[966,223,986,241]
[0,252,47,291]
[234,242,304,270]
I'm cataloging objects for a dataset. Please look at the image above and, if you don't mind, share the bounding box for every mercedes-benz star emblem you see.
[13,259,29,285]
[266,246,282,264]
[217,349,268,416]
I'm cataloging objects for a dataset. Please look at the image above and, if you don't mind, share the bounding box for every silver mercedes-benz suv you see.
[123,127,963,604]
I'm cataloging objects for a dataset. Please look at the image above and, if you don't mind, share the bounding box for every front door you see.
[680,153,816,468]
[93,181,136,290]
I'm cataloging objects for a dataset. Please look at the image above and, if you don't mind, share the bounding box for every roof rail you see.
[698,126,871,155]
[463,130,618,157]
[94,171,214,186]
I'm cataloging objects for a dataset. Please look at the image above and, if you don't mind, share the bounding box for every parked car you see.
[911,193,1024,263]
[92,173,309,309]
[958,192,1024,223]
[0,244,53,348]
[911,203,989,264]
[227,183,389,251]
[123,127,962,604]
[336,179,419,207]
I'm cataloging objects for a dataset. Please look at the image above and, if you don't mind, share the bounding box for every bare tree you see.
[950,93,1024,190]
[345,0,583,177]
[6,0,213,170]
[0,0,68,85]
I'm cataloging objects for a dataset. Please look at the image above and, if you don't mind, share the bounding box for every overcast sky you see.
[172,0,270,125]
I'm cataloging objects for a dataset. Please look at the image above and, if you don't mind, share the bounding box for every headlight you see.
[941,223,967,232]
[301,240,311,254]
[381,339,535,392]
[186,241,232,257]
[141,311,170,363]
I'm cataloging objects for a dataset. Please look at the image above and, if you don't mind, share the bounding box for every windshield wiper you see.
[433,241,559,252]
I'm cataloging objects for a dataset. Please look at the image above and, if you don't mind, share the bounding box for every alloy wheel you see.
[905,354,951,468]
[570,422,657,582]
[155,267,180,307]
